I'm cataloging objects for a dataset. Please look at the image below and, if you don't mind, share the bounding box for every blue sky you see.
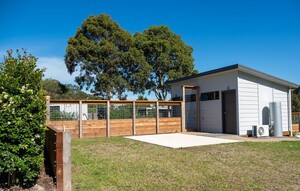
[1,0,299,99]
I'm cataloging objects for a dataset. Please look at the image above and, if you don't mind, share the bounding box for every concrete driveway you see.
[126,133,242,148]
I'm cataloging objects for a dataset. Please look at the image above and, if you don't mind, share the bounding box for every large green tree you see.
[134,26,198,100]
[65,14,149,100]
[292,87,300,112]
[65,14,197,100]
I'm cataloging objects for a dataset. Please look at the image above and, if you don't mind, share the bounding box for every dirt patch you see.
[0,166,56,191]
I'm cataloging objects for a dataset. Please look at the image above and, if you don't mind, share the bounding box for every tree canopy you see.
[134,26,197,100]
[292,87,300,112]
[65,13,197,100]
[41,78,101,100]
[65,14,149,100]
[136,95,148,100]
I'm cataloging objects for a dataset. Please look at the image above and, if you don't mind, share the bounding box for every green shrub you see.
[110,105,132,119]
[50,110,78,120]
[0,50,46,186]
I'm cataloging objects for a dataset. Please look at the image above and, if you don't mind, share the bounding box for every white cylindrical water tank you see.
[269,102,283,137]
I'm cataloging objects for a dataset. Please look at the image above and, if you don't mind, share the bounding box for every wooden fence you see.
[46,99,185,138]
[45,126,71,191]
[292,112,300,132]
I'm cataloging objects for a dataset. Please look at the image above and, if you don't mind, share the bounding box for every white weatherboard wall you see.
[238,72,289,135]
[171,78,199,129]
[199,71,238,133]
[171,70,238,133]
[273,84,289,131]
[185,92,197,129]
[170,66,293,135]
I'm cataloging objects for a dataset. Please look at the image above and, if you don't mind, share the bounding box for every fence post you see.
[132,101,136,135]
[46,95,50,121]
[46,127,72,191]
[156,101,160,134]
[181,101,186,132]
[181,86,186,132]
[55,131,63,191]
[79,101,83,139]
[106,101,110,137]
[63,131,72,191]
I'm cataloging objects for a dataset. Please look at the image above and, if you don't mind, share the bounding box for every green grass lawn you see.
[72,138,300,191]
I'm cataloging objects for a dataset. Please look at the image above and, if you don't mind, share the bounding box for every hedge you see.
[0,50,46,186]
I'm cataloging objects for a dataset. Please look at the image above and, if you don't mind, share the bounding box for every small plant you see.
[0,50,46,186]
[292,131,298,137]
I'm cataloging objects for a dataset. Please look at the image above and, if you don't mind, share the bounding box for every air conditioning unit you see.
[252,125,269,137]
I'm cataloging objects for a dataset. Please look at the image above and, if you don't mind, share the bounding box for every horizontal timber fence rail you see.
[45,126,71,191]
[45,98,185,138]
[292,112,300,132]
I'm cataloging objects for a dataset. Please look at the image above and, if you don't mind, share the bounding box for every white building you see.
[50,103,88,120]
[167,64,298,136]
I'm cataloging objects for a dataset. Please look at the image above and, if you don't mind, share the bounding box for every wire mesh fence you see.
[136,103,156,118]
[48,100,184,138]
[87,104,107,120]
[110,103,133,119]
[292,112,300,124]
[158,105,181,118]
[49,101,182,121]
[50,104,79,121]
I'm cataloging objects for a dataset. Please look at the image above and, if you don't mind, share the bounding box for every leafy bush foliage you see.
[110,105,133,119]
[0,50,46,186]
[50,110,78,121]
